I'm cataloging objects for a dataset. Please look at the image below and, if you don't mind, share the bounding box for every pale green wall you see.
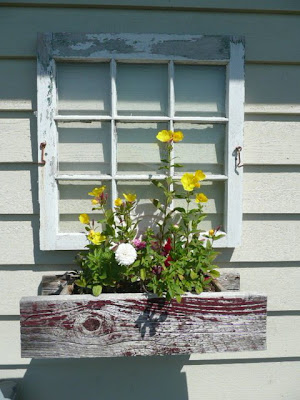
[0,2,300,399]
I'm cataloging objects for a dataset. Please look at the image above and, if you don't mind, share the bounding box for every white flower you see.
[115,243,137,266]
[199,230,226,246]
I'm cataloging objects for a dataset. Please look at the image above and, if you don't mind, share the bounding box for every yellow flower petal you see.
[87,230,106,245]
[88,186,106,197]
[123,193,137,202]
[172,131,184,142]
[114,198,123,207]
[195,193,208,203]
[181,173,196,191]
[181,170,206,191]
[91,199,99,205]
[195,170,206,181]
[79,213,90,224]
[156,130,172,142]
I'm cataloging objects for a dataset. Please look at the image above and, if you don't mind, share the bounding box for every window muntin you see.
[37,33,244,250]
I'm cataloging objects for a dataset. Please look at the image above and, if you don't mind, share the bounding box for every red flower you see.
[163,238,172,255]
[164,255,172,267]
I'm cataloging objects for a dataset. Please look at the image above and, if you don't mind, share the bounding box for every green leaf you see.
[209,270,220,278]
[173,163,183,168]
[92,285,102,296]
[195,285,203,294]
[140,268,146,281]
[175,295,182,303]
[151,180,164,189]
[213,234,226,241]
[75,278,86,288]
[151,199,162,209]
[174,207,185,213]
[190,270,198,280]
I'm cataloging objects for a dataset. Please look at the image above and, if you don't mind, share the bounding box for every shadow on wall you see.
[16,356,189,400]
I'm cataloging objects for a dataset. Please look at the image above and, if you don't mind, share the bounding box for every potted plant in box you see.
[76,129,224,301]
[20,130,267,358]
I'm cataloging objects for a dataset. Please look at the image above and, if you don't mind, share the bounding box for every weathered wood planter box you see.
[20,273,267,358]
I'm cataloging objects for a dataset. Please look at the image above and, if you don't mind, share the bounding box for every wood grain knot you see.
[83,317,101,332]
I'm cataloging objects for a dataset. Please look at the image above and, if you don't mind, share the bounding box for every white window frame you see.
[37,33,244,250]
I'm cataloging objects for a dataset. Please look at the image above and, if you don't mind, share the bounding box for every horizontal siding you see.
[1,62,300,113]
[0,9,299,62]
[1,217,299,263]
[183,362,300,400]
[1,117,300,165]
[2,0,300,13]
[0,166,38,214]
[243,167,300,214]
[0,60,36,111]
[245,65,300,114]
[244,119,300,165]
[0,115,35,162]
[1,317,300,365]
[1,267,300,315]
[1,166,300,214]
[2,360,300,396]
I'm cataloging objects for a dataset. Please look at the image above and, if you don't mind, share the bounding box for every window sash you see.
[37,33,244,250]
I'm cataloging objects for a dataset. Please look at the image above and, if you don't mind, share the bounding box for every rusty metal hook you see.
[235,146,243,168]
[38,141,47,165]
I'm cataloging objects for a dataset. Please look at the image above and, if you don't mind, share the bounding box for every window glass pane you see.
[117,122,168,175]
[174,180,224,231]
[173,123,225,175]
[57,63,110,115]
[175,65,225,116]
[117,64,168,116]
[117,180,164,234]
[58,121,111,175]
[58,180,111,233]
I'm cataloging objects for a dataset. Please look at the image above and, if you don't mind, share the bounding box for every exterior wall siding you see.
[0,2,299,399]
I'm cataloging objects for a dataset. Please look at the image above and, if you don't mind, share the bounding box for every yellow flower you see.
[172,131,184,142]
[156,130,184,143]
[181,170,206,191]
[91,199,99,205]
[88,186,106,197]
[79,213,90,224]
[87,230,106,245]
[195,170,206,181]
[156,130,172,142]
[114,198,123,207]
[209,229,215,236]
[123,193,137,202]
[195,193,208,203]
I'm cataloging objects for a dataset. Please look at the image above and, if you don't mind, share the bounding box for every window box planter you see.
[20,272,267,358]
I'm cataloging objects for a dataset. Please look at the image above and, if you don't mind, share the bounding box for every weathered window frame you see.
[37,33,245,250]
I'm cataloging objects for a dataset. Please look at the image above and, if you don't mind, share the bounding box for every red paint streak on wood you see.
[20,294,267,358]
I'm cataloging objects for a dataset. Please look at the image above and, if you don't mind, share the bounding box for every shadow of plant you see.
[135,299,169,338]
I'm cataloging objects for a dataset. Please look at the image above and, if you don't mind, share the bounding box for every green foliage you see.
[76,131,223,301]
